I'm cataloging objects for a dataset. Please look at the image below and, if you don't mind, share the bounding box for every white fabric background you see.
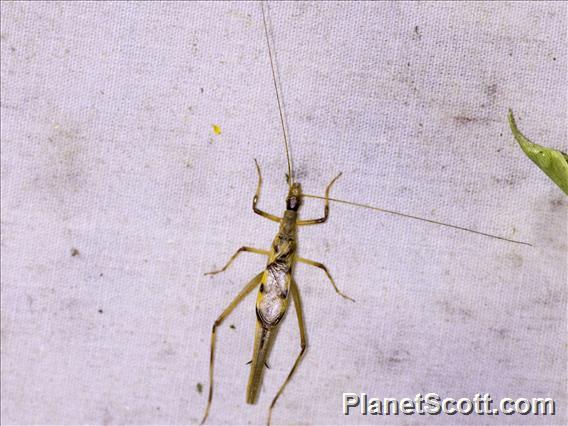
[1,1,566,425]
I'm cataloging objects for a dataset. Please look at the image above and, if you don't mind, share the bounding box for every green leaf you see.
[508,109,568,196]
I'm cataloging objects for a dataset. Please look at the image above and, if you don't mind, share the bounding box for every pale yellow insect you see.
[200,3,531,425]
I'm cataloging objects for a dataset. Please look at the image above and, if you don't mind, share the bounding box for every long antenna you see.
[261,1,293,186]
[303,194,533,246]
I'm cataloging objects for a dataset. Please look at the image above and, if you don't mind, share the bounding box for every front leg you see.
[297,172,342,226]
[253,159,281,223]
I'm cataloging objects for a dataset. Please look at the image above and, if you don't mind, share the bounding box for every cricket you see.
[200,2,532,425]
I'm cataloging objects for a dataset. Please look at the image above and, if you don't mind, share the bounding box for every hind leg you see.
[266,278,307,426]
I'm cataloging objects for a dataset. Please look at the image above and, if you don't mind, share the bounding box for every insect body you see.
[199,2,531,425]
[200,160,349,425]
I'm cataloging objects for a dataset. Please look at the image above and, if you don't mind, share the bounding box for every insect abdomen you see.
[246,321,273,404]
[256,264,290,328]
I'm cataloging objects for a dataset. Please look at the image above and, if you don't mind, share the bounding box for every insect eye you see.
[287,197,299,211]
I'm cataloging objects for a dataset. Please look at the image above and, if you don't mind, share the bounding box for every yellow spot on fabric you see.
[212,124,221,135]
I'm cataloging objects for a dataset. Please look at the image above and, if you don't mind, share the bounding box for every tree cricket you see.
[200,2,532,425]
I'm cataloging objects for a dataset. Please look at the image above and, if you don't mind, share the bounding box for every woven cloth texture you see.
[1,2,566,425]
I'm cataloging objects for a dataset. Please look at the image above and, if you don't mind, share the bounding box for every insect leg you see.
[205,247,269,276]
[297,172,342,226]
[267,278,306,426]
[297,257,355,302]
[200,272,264,425]
[253,159,282,223]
